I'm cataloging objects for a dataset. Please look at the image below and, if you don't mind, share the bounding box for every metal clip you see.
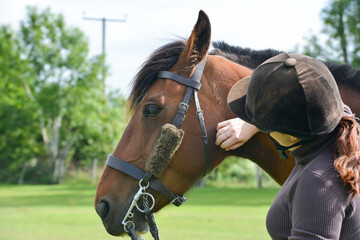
[135,192,155,213]
[170,195,186,206]
[122,179,156,230]
[123,221,135,233]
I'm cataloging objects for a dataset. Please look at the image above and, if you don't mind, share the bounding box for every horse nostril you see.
[99,200,111,221]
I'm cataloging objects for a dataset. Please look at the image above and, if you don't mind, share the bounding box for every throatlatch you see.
[106,56,210,240]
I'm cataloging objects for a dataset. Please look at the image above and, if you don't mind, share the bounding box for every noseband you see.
[105,57,211,240]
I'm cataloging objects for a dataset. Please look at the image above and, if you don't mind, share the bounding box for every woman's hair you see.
[334,115,360,199]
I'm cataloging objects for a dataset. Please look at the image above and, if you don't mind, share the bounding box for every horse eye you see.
[144,104,161,117]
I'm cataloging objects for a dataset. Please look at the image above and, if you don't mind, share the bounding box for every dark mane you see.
[323,61,360,87]
[211,41,360,88]
[129,40,186,110]
[210,41,284,69]
[129,40,360,110]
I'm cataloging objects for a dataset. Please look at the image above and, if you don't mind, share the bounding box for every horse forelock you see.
[129,40,186,111]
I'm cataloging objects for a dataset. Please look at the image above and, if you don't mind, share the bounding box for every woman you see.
[217,53,360,239]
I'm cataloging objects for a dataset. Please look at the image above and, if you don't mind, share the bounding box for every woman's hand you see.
[216,118,259,151]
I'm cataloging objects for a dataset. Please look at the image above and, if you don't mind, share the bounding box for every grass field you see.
[0,184,278,240]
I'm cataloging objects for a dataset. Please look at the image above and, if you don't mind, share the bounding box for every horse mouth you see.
[96,195,149,237]
[102,209,149,237]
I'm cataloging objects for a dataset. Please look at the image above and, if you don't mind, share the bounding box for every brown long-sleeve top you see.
[266,134,360,239]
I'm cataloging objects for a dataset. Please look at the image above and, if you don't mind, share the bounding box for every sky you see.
[0,0,328,96]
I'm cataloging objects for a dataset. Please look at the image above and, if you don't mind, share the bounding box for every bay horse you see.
[95,11,360,238]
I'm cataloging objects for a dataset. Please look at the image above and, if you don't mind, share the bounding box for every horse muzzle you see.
[96,193,149,237]
[96,123,190,239]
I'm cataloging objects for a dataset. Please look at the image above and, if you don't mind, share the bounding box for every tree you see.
[299,0,360,68]
[0,6,129,184]
[18,6,108,183]
[0,26,45,183]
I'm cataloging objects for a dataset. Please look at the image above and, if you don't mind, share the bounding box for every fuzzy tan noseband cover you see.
[145,123,184,177]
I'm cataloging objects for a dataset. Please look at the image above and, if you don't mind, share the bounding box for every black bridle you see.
[105,57,211,240]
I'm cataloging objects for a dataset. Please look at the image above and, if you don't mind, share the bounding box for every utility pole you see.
[83,14,127,95]
[83,14,127,55]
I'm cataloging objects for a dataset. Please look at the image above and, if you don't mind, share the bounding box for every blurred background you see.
[0,0,359,239]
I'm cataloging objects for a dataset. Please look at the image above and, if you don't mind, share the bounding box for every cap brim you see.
[227,76,252,123]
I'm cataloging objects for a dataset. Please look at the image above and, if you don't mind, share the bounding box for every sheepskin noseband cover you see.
[145,123,184,177]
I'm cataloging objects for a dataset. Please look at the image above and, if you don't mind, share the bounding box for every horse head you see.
[95,11,223,237]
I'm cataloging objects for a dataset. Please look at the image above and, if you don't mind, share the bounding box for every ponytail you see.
[334,115,360,199]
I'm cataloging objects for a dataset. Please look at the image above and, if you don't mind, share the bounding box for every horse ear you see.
[187,10,211,63]
[174,10,211,73]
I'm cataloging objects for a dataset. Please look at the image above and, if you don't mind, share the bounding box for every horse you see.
[95,11,360,238]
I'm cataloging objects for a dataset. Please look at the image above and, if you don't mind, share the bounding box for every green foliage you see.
[207,157,278,188]
[0,25,44,183]
[299,0,360,68]
[300,31,332,61]
[0,7,128,184]
[71,89,128,168]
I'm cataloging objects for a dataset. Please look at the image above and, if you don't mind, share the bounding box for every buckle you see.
[178,102,189,111]
[171,195,187,207]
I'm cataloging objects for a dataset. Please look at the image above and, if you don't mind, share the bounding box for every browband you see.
[157,71,201,90]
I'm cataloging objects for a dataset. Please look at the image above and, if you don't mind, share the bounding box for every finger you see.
[215,126,229,139]
[219,136,236,149]
[225,141,245,151]
[215,131,229,145]
[216,120,231,130]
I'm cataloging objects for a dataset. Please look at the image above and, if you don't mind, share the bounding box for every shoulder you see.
[292,147,350,203]
[305,154,348,198]
[301,168,348,200]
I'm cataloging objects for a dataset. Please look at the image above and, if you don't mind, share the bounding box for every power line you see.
[83,14,127,55]
[83,13,127,95]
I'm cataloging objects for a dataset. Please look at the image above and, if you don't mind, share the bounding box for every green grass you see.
[0,184,278,240]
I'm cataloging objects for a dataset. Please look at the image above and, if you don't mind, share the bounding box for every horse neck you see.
[203,55,253,116]
[202,56,294,185]
[337,83,360,118]
[200,55,253,165]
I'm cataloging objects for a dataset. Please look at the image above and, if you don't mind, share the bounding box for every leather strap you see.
[171,87,194,128]
[269,136,309,159]
[128,227,139,240]
[194,90,212,175]
[190,56,207,82]
[157,56,212,175]
[158,57,207,128]
[157,56,207,89]
[106,154,186,206]
[145,207,159,240]
[157,71,201,90]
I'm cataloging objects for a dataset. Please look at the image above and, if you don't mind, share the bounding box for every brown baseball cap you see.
[227,53,344,139]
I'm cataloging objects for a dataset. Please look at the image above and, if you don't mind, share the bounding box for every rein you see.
[105,57,211,239]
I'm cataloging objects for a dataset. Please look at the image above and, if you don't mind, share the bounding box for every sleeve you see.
[288,170,348,240]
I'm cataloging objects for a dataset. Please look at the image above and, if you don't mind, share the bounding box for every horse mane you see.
[210,41,284,69]
[323,61,360,88]
[129,40,360,110]
[212,41,360,88]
